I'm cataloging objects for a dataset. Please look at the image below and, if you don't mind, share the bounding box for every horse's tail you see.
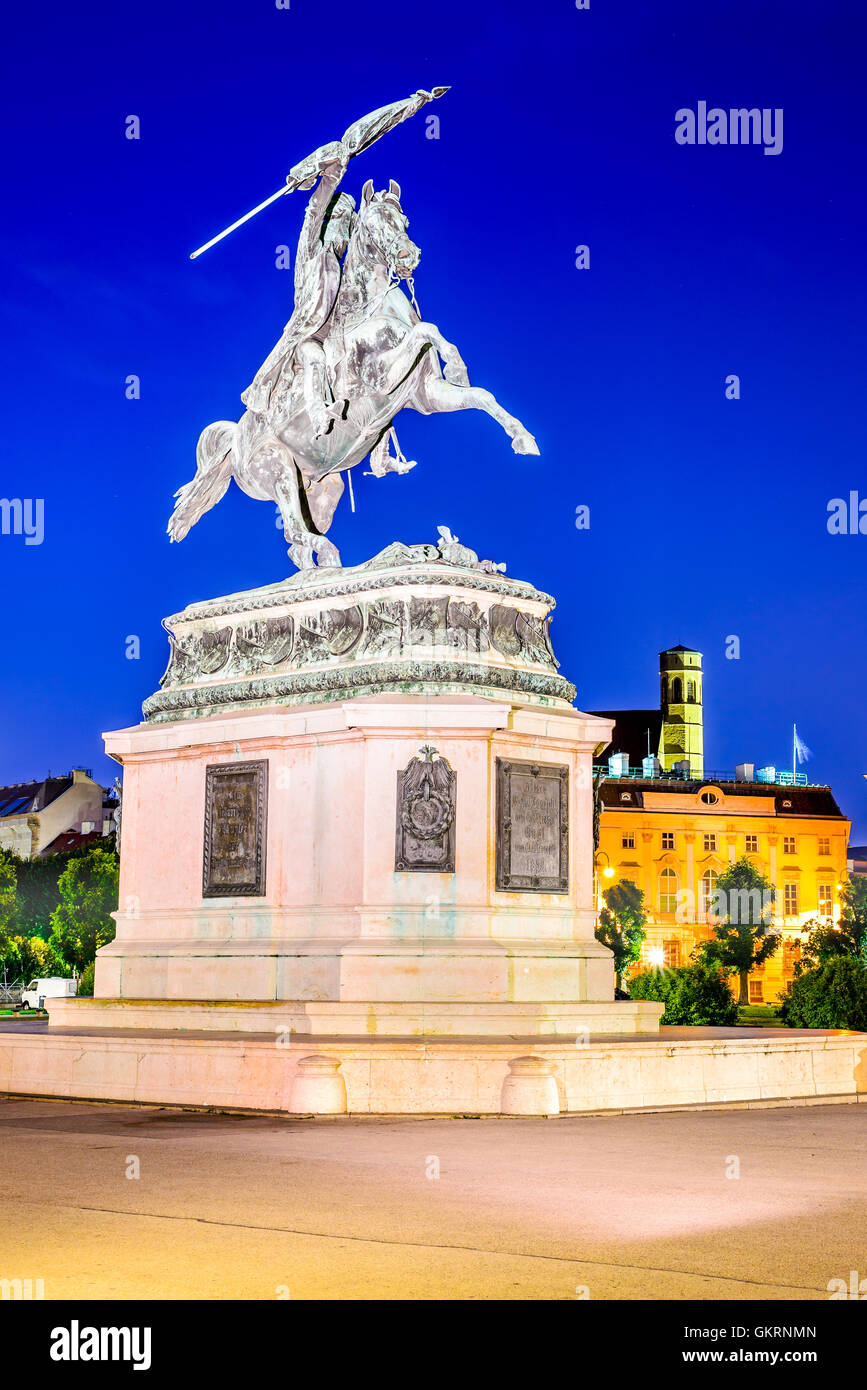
[168,421,237,542]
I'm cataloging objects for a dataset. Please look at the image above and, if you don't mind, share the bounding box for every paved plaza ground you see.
[1,1095,865,1299]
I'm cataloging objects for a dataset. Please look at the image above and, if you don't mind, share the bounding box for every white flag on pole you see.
[793,725,812,765]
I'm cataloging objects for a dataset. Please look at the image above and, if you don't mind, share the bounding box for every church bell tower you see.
[659,645,704,776]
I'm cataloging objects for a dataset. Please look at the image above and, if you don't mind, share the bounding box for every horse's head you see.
[356,179,420,280]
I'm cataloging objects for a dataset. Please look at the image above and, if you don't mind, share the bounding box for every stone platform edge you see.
[1,1026,864,1117]
[45,998,665,1038]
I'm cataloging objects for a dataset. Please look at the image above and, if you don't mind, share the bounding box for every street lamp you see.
[594,853,616,912]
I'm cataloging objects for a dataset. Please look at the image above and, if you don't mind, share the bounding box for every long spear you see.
[189,86,448,260]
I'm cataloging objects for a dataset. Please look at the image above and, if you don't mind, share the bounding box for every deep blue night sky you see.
[1,0,865,835]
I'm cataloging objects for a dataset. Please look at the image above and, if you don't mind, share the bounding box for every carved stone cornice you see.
[146,550,574,724]
[144,660,576,723]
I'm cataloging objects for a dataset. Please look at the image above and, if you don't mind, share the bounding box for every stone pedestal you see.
[38,540,676,1110]
[72,538,658,1043]
[89,692,626,1030]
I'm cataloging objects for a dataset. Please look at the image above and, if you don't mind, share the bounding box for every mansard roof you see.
[599,777,846,819]
[0,776,74,819]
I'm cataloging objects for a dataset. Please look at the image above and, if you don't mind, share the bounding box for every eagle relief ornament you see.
[395,745,457,872]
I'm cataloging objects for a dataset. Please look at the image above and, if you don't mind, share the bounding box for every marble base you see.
[2,1026,865,1116]
[98,693,624,1017]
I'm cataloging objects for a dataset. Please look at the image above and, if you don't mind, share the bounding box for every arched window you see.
[687,681,696,703]
[661,675,668,705]
[671,677,682,702]
[658,867,678,913]
[699,868,718,918]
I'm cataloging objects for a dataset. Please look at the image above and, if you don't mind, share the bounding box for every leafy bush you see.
[628,962,739,1026]
[780,957,867,1030]
[77,962,95,997]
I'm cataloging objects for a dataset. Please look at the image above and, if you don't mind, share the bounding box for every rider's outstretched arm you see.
[289,143,350,260]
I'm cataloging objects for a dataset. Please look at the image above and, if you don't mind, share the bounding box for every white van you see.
[19,978,78,1011]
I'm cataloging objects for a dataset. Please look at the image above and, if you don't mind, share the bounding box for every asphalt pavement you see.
[1,1096,865,1299]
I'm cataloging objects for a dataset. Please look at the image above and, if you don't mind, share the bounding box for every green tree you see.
[0,855,17,918]
[794,878,867,976]
[9,849,86,938]
[701,857,780,1005]
[10,933,66,982]
[48,848,119,973]
[841,875,867,942]
[0,854,19,971]
[596,879,647,988]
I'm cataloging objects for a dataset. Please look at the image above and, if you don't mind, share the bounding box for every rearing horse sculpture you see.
[168,90,539,570]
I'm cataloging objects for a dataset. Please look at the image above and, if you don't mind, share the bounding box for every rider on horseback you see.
[241,88,442,439]
[241,142,355,438]
[170,87,538,572]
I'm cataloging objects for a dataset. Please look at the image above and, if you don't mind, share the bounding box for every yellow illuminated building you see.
[596,775,850,1002]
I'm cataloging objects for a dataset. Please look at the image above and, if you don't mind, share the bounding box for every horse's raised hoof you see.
[511,430,540,456]
[315,538,342,568]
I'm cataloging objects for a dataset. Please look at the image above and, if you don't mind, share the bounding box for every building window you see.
[703,833,717,852]
[700,790,720,806]
[783,836,796,854]
[749,979,764,1004]
[661,676,668,704]
[658,868,678,913]
[699,868,718,918]
[783,940,801,972]
[672,677,682,702]
[663,938,681,968]
[745,834,758,853]
[784,882,799,917]
[621,833,635,850]
[818,837,830,855]
[620,793,631,802]
[818,884,833,918]
[687,681,696,703]
[661,832,675,850]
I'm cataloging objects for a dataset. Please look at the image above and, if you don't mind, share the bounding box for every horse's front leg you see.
[415,322,469,386]
[411,374,540,456]
[258,446,341,570]
[372,320,468,391]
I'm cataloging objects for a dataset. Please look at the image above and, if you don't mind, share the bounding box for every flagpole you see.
[793,724,796,782]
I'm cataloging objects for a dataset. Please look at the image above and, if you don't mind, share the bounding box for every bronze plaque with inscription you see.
[495,758,568,892]
[203,761,268,897]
